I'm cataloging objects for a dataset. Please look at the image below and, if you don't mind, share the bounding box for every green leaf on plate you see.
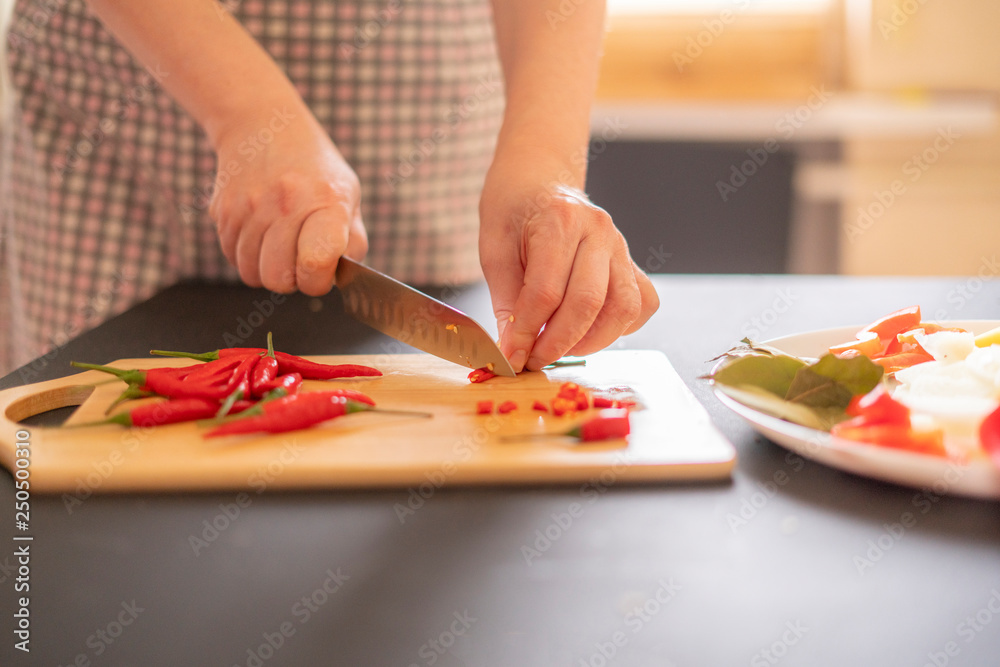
[706,353,806,397]
[785,353,884,408]
[716,384,847,431]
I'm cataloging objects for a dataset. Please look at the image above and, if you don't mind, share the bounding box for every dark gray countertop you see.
[2,275,998,666]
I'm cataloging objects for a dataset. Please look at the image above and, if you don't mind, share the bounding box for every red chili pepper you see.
[557,382,580,400]
[205,394,370,437]
[476,400,493,414]
[532,400,548,412]
[468,367,496,383]
[501,409,631,443]
[184,356,251,383]
[550,397,576,416]
[250,333,280,398]
[570,410,631,441]
[497,400,517,414]
[592,396,615,409]
[150,346,382,379]
[227,353,260,395]
[255,372,304,396]
[574,392,589,411]
[70,362,235,400]
[72,398,254,429]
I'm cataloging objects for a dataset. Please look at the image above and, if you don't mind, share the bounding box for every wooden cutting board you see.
[0,351,735,493]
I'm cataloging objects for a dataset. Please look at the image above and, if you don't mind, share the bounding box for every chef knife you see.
[335,257,516,377]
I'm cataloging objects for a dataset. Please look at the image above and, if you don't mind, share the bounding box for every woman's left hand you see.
[479,154,659,373]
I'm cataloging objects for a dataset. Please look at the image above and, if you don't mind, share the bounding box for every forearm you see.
[490,0,607,187]
[85,0,308,148]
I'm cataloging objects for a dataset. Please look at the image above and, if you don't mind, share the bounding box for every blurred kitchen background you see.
[1,0,996,277]
[588,0,999,275]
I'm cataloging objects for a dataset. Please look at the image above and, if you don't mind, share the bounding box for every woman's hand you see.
[209,107,367,295]
[479,154,659,373]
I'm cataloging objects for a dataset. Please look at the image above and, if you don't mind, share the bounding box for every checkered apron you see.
[0,0,503,377]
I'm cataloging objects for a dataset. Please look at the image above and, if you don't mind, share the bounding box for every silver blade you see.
[335,257,516,377]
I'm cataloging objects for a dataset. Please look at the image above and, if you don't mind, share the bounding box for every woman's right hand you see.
[208,105,367,296]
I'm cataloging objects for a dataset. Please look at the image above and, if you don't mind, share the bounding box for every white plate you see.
[712,320,1000,500]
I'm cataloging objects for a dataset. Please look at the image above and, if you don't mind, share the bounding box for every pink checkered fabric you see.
[0,0,503,376]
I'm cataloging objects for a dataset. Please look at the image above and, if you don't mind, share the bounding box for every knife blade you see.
[335,257,516,377]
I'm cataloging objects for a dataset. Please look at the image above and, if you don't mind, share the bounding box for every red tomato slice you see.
[873,351,935,373]
[832,422,947,457]
[846,385,910,425]
[829,331,883,357]
[979,405,1000,470]
[860,306,922,354]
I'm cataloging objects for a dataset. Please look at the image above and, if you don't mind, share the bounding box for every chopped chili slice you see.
[497,400,517,414]
[476,400,494,415]
[532,400,549,412]
[468,367,496,383]
[592,396,615,409]
[557,382,580,400]
[551,397,576,416]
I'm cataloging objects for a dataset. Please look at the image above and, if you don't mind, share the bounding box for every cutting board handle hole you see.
[5,385,96,426]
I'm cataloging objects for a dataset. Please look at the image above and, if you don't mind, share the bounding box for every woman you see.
[0,0,657,378]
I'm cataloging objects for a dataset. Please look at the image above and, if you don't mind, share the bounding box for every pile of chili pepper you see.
[474,382,637,417]
[69,333,396,436]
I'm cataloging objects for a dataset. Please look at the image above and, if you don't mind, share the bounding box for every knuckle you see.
[529,283,564,313]
[572,288,606,318]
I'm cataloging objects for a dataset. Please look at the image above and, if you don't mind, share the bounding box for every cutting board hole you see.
[6,385,95,427]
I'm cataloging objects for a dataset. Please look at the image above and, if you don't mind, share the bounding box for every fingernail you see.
[509,349,527,373]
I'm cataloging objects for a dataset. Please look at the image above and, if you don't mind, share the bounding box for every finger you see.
[296,203,351,296]
[523,236,610,370]
[623,261,660,335]
[258,213,305,294]
[342,205,368,264]
[479,227,524,349]
[499,226,577,373]
[213,195,251,269]
[566,248,642,357]
[235,210,274,288]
